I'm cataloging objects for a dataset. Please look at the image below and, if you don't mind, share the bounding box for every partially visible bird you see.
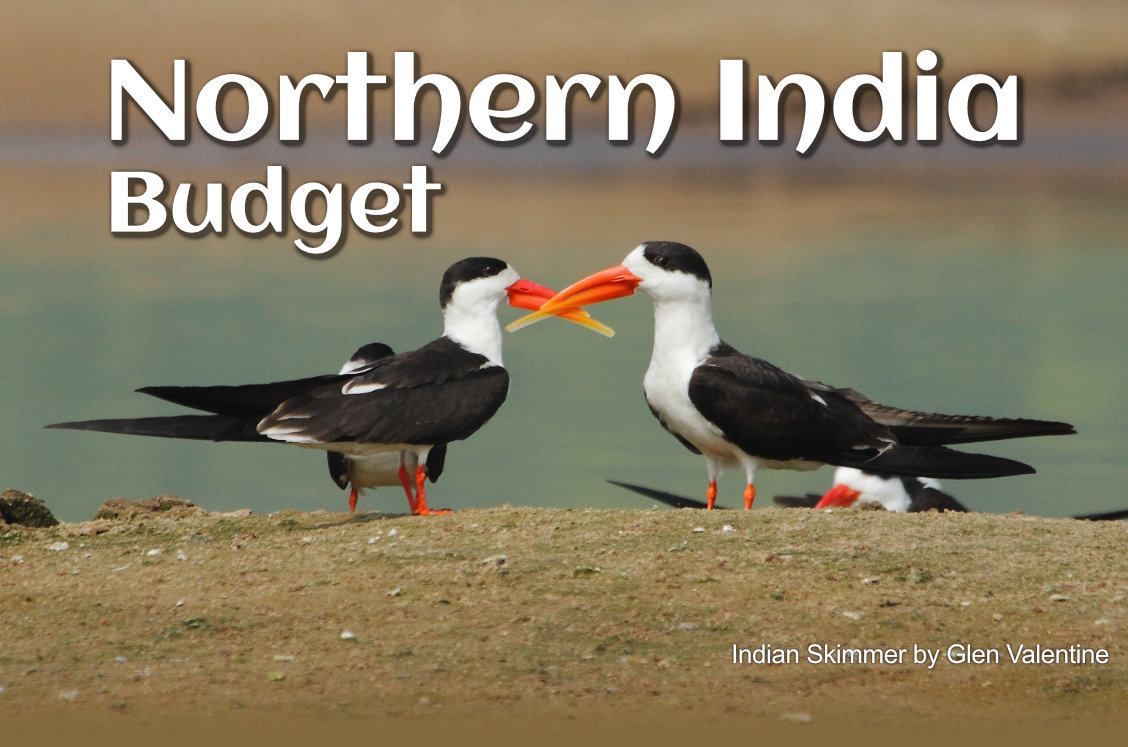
[773,467,968,512]
[609,472,1128,520]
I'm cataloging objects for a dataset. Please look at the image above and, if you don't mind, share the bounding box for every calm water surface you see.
[3,228,1123,522]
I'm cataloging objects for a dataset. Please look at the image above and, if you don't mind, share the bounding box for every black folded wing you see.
[689,342,1051,479]
[259,338,510,447]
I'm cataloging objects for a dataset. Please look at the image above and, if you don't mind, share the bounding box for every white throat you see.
[648,292,721,370]
[443,298,504,366]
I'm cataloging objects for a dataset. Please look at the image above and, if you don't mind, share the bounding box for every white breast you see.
[644,355,738,462]
[641,283,744,463]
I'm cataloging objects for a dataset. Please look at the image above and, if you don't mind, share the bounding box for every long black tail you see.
[607,480,710,509]
[46,414,268,442]
[849,399,1076,446]
[138,376,346,418]
[136,342,395,417]
[839,445,1036,479]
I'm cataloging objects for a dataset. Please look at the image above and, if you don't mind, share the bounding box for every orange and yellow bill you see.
[505,278,615,337]
[506,265,642,335]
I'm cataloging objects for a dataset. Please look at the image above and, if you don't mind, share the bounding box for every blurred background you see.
[2,1,1126,521]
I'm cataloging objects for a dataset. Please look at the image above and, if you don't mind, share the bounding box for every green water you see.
[2,232,1124,522]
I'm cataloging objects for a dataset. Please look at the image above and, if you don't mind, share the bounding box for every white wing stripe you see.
[342,381,387,395]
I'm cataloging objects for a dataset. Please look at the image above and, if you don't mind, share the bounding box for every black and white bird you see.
[48,258,609,515]
[773,467,968,512]
[511,241,1075,509]
[323,342,447,512]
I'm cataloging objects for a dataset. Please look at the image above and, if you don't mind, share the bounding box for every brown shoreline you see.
[3,506,1125,728]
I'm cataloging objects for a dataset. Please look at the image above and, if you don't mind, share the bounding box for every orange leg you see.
[706,480,718,510]
[414,464,430,515]
[397,459,418,513]
[743,483,756,510]
[412,463,451,516]
[348,486,359,513]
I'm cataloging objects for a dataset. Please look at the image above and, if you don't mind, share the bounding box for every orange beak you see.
[506,265,642,335]
[814,483,863,509]
[505,279,615,337]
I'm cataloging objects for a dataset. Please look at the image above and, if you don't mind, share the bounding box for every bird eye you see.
[654,255,668,267]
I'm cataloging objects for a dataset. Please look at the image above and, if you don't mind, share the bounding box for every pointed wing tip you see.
[45,421,83,430]
[1035,420,1076,437]
[1074,509,1128,522]
[607,479,710,509]
[861,444,1041,480]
